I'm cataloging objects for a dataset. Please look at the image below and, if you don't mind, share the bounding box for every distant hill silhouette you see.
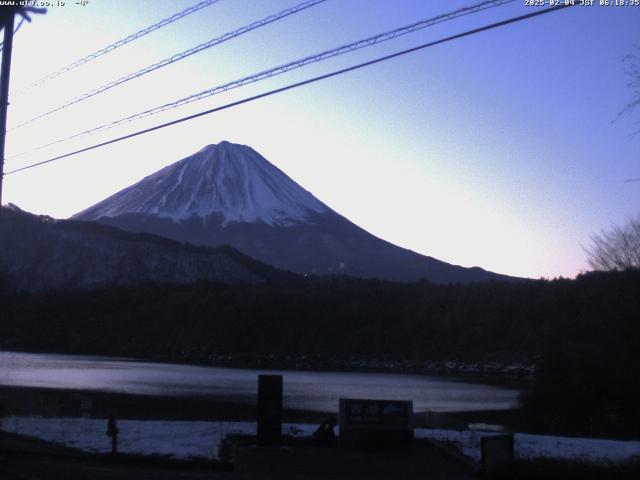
[0,204,289,291]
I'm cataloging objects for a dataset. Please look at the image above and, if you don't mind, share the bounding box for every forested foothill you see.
[2,268,639,438]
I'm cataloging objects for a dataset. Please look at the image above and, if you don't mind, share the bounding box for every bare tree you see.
[585,215,640,271]
[619,45,640,136]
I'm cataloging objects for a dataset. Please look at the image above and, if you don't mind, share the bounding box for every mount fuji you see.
[73,141,512,283]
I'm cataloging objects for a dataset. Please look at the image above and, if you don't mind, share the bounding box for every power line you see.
[17,0,221,92]
[0,17,25,51]
[12,0,327,130]
[5,3,574,176]
[11,0,514,157]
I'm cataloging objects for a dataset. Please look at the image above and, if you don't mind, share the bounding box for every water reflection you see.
[0,351,520,412]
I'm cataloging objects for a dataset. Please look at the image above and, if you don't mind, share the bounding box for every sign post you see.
[481,434,514,479]
[257,374,282,446]
[106,416,119,455]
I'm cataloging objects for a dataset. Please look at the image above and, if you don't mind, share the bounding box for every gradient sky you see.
[2,0,639,279]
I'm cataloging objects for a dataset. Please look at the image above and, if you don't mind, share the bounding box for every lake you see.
[0,351,520,413]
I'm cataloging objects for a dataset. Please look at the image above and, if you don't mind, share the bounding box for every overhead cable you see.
[12,0,327,129]
[19,0,222,91]
[4,4,575,176]
[12,0,514,155]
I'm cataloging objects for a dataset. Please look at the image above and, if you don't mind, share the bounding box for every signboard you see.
[340,399,412,429]
[339,398,413,450]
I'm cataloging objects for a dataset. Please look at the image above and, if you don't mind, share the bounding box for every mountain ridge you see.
[73,141,518,284]
[0,204,290,292]
[74,141,328,227]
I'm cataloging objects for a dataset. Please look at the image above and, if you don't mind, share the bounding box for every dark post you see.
[481,433,514,479]
[106,416,119,455]
[0,11,15,212]
[0,402,5,453]
[257,374,282,446]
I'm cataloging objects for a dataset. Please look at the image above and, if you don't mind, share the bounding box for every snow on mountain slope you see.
[75,141,327,226]
[73,141,516,283]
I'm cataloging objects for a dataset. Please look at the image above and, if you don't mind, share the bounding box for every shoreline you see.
[0,384,518,428]
[0,385,327,423]
[0,348,536,383]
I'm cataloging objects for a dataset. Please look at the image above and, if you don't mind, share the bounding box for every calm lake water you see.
[0,351,520,413]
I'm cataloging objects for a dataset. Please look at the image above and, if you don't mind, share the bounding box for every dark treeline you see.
[1,269,639,438]
[2,270,638,363]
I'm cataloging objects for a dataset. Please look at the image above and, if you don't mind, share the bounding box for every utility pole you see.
[0,11,15,214]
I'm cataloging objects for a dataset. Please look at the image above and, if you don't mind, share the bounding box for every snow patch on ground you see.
[3,416,639,464]
[414,428,640,464]
[1,416,317,460]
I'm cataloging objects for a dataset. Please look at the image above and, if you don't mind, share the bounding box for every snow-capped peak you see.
[74,141,328,226]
